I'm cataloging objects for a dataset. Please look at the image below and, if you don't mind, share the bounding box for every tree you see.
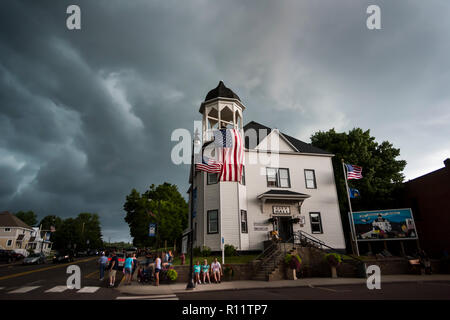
[310,128,407,250]
[38,215,63,242]
[15,211,37,227]
[124,183,188,249]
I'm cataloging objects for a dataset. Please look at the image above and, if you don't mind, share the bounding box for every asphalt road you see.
[176,281,450,300]
[0,256,123,300]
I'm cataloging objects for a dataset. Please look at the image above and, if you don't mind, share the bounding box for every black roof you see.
[243,121,332,155]
[205,81,240,102]
[261,190,310,197]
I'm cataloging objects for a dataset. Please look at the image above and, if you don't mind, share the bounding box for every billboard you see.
[351,208,418,241]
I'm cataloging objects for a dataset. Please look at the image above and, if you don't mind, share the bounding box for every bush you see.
[224,244,237,257]
[201,246,211,257]
[166,269,178,281]
[324,253,342,267]
[285,254,302,272]
[193,246,202,257]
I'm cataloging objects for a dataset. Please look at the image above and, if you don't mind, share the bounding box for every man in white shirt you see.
[211,257,223,283]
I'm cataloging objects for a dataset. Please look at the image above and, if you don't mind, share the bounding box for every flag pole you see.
[342,159,360,256]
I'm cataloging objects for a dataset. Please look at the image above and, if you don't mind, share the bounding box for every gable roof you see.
[243,121,332,155]
[0,211,33,229]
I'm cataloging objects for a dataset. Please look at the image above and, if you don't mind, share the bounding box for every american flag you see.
[345,164,363,179]
[195,155,223,173]
[214,129,244,182]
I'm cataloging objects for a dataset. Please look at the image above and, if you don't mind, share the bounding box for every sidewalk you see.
[116,274,450,296]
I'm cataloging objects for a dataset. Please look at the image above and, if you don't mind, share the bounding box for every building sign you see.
[272,206,290,215]
[253,222,269,232]
[149,223,156,237]
[351,208,418,241]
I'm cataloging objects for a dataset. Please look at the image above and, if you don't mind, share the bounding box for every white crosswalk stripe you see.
[9,286,40,293]
[45,285,69,293]
[0,287,5,290]
[77,286,100,293]
[116,294,179,300]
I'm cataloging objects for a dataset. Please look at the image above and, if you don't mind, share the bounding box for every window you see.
[4,228,11,232]
[16,241,22,249]
[207,210,219,234]
[241,166,246,185]
[304,169,317,189]
[6,240,12,247]
[266,168,291,188]
[207,172,219,185]
[309,212,323,234]
[241,210,248,233]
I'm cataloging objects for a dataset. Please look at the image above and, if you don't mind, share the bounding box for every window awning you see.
[257,190,311,201]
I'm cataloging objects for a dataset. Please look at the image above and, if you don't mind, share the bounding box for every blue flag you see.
[349,188,360,198]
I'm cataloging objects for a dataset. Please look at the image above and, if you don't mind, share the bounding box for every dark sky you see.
[1,1,449,242]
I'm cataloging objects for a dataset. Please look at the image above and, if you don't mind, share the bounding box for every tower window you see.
[241,210,248,233]
[207,172,219,185]
[207,210,219,234]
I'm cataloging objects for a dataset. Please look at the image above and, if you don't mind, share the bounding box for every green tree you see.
[124,183,188,249]
[310,128,407,250]
[15,211,37,227]
[52,218,80,250]
[38,215,63,242]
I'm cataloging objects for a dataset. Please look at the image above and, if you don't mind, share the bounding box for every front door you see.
[277,217,293,241]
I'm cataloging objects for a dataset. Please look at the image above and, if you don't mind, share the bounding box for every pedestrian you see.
[168,250,173,266]
[124,254,134,285]
[194,260,201,284]
[98,252,108,281]
[162,250,169,268]
[211,257,222,283]
[419,249,432,275]
[154,252,161,286]
[180,252,185,265]
[131,253,138,280]
[202,259,211,284]
[108,251,119,288]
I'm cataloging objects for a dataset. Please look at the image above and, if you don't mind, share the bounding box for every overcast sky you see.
[1,1,449,242]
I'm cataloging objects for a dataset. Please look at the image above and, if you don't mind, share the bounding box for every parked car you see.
[107,252,126,267]
[0,250,16,264]
[76,250,88,257]
[53,250,74,263]
[88,249,99,256]
[23,253,46,265]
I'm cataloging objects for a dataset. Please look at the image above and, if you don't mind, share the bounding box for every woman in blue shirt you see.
[194,260,201,284]
[202,259,211,284]
[124,254,134,285]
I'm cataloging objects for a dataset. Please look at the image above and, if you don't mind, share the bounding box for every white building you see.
[188,82,346,252]
[27,227,53,255]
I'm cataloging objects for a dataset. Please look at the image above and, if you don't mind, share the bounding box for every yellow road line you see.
[0,257,97,282]
[85,270,99,279]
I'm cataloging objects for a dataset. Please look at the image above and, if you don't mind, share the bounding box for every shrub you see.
[201,246,211,257]
[285,254,302,272]
[166,269,178,281]
[223,265,234,277]
[324,253,342,267]
[224,244,237,257]
[193,246,202,257]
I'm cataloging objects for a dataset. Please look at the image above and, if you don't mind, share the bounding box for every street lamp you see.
[187,129,201,290]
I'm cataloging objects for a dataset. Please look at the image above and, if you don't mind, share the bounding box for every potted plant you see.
[223,264,234,281]
[324,253,342,278]
[284,254,302,280]
[166,268,178,283]
[291,217,300,224]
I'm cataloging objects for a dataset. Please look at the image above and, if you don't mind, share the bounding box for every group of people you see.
[193,257,223,284]
[138,250,174,286]
[97,251,139,287]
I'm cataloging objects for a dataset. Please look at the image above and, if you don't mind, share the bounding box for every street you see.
[175,281,450,300]
[0,257,122,300]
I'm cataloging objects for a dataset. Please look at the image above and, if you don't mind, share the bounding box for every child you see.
[202,259,211,284]
[194,260,201,284]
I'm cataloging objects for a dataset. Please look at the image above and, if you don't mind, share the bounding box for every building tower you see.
[193,81,249,251]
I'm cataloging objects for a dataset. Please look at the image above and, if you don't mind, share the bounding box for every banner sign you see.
[352,208,418,241]
[149,223,156,237]
[272,206,290,215]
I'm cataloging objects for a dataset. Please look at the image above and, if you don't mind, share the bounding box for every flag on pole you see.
[195,155,223,173]
[349,188,360,198]
[345,164,363,179]
[214,128,244,182]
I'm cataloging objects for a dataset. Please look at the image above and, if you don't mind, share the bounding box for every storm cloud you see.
[1,0,449,241]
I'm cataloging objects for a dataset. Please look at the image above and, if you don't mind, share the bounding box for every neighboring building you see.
[0,211,34,256]
[403,158,450,257]
[187,82,346,252]
[27,227,53,255]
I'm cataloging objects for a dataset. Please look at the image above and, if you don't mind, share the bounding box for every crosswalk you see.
[116,294,179,300]
[0,285,101,294]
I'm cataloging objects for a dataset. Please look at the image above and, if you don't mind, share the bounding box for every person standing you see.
[211,257,222,283]
[98,252,108,281]
[131,253,138,281]
[124,254,134,285]
[108,251,119,288]
[154,253,161,286]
